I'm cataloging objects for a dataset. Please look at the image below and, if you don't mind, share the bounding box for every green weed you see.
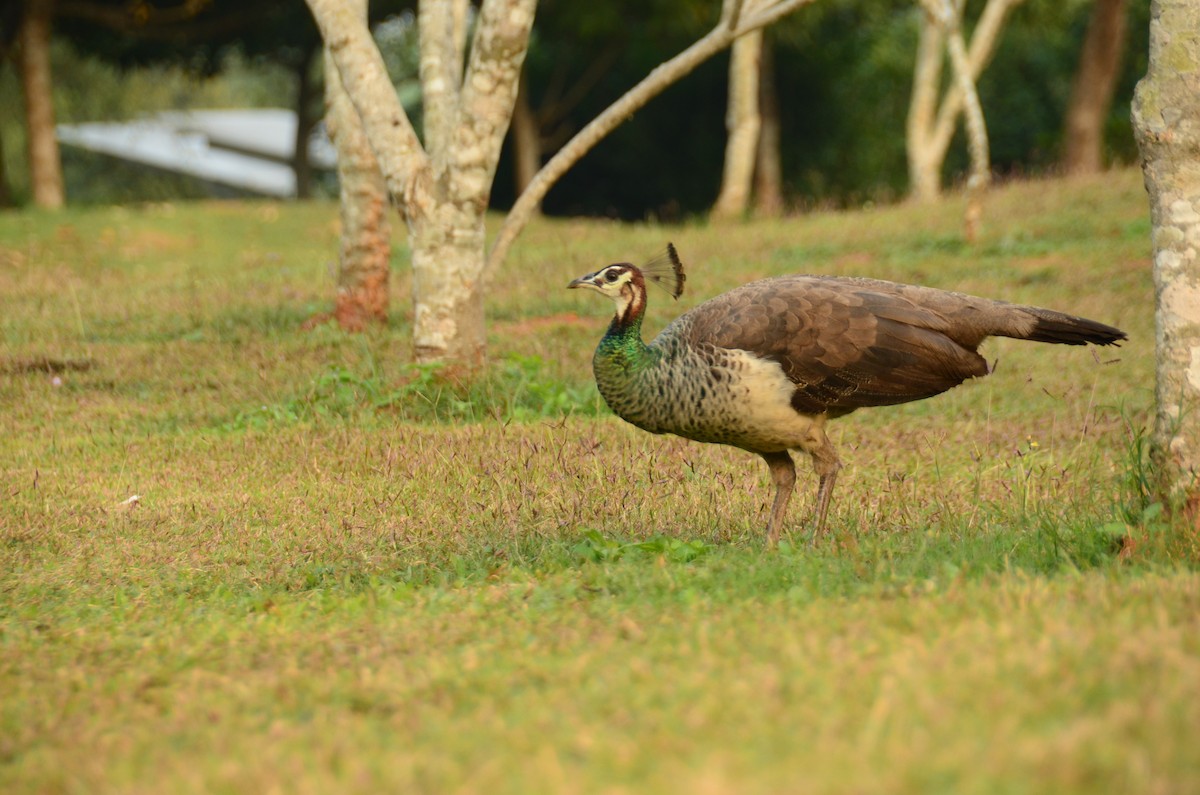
[571,528,716,563]
[224,354,605,430]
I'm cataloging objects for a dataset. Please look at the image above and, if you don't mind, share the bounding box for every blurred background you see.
[0,0,1147,217]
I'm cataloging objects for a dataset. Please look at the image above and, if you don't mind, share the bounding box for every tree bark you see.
[324,7,391,333]
[418,0,462,169]
[712,28,763,219]
[754,34,784,217]
[1062,0,1130,175]
[312,0,431,221]
[18,0,64,209]
[1132,0,1200,519]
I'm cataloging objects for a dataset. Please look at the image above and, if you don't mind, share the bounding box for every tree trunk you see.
[914,0,993,236]
[0,125,14,208]
[18,0,64,209]
[906,10,944,202]
[511,70,541,205]
[712,29,762,219]
[1132,0,1200,519]
[1062,0,1130,175]
[293,45,319,200]
[753,34,784,217]
[906,0,1024,202]
[309,0,815,365]
[410,211,488,364]
[311,0,536,365]
[942,7,991,242]
[324,12,391,332]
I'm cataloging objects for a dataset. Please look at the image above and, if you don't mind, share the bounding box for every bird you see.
[568,243,1127,545]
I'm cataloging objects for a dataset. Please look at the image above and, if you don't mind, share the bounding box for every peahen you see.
[568,244,1126,544]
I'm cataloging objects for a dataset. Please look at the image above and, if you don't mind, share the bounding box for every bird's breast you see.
[594,340,824,453]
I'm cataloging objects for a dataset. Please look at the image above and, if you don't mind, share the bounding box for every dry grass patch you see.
[1,169,1195,794]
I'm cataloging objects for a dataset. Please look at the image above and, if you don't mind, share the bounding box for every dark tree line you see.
[500,0,1148,219]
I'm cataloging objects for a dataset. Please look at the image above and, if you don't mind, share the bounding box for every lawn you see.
[2,169,1197,794]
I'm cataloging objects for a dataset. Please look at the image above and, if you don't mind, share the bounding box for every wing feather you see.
[676,276,990,414]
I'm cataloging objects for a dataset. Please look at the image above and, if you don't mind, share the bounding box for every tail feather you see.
[1020,308,1127,347]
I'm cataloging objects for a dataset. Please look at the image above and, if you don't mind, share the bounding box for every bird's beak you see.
[567,273,596,290]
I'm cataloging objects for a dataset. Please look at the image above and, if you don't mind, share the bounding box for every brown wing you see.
[678,276,991,414]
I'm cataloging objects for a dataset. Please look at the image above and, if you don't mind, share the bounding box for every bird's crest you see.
[641,243,686,300]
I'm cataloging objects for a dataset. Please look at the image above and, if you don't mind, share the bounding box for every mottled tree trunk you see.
[1132,0,1200,518]
[311,0,535,365]
[753,35,784,217]
[411,0,535,365]
[18,0,63,209]
[712,29,762,219]
[1062,0,1130,175]
[410,212,488,363]
[324,12,391,332]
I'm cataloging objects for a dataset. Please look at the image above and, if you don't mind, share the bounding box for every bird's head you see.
[568,262,640,299]
[568,244,685,325]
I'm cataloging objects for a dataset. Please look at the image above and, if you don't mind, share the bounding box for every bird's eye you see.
[605,270,620,282]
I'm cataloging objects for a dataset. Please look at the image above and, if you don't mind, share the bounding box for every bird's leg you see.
[760,451,796,547]
[802,424,843,536]
[813,466,840,535]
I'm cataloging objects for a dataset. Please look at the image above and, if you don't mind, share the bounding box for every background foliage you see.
[0,0,1151,213]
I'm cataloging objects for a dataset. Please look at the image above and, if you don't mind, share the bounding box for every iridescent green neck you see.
[595,278,661,377]
[598,313,650,366]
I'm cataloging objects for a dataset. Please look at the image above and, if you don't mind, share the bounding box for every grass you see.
[2,169,1198,793]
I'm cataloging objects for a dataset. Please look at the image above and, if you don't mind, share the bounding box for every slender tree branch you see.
[725,0,747,31]
[917,0,989,183]
[486,0,815,275]
[944,24,988,190]
[919,0,990,238]
[927,0,1023,158]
